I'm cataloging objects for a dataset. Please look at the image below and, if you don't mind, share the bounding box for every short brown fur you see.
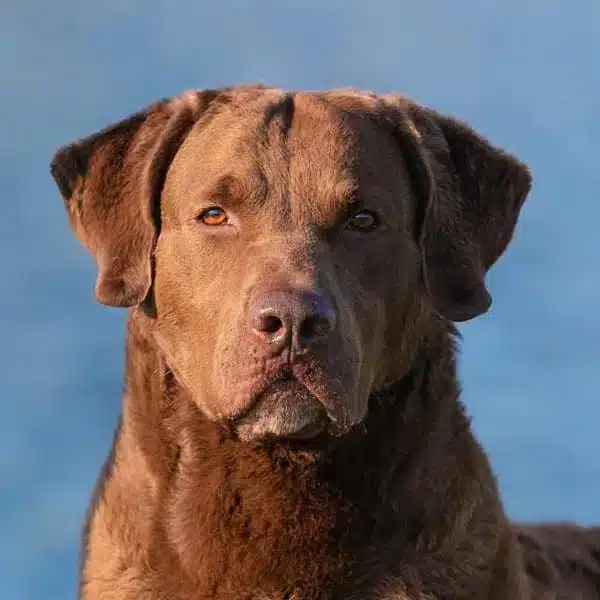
[51,85,600,599]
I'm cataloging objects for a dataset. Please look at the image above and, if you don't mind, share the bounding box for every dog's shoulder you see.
[516,523,600,599]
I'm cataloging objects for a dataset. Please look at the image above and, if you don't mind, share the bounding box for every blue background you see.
[2,2,599,598]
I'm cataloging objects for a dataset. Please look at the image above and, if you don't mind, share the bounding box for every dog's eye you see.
[346,210,380,232]
[198,206,229,226]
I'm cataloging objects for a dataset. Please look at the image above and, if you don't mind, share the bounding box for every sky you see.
[2,1,600,598]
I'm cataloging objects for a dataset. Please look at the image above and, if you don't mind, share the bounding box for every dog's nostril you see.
[299,315,333,343]
[258,314,284,335]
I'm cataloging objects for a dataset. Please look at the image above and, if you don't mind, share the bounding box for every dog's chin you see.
[233,379,331,447]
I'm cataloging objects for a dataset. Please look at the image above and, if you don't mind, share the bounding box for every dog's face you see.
[50,86,531,445]
[152,91,424,441]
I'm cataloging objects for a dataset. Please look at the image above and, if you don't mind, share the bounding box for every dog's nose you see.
[250,290,336,351]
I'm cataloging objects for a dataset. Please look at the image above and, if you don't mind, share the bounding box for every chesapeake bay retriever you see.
[50,85,600,599]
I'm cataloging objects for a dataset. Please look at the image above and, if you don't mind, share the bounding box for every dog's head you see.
[51,86,531,446]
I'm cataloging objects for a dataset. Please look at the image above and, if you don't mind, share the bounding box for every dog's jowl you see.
[51,85,600,599]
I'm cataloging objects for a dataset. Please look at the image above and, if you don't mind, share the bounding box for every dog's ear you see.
[382,96,532,322]
[50,90,222,307]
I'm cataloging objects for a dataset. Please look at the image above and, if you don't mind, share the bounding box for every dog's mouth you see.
[233,368,332,444]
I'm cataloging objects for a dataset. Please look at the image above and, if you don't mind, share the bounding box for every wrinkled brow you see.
[202,172,268,210]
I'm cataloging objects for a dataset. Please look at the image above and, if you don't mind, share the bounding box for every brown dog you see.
[51,85,599,599]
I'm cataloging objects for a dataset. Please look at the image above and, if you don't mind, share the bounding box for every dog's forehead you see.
[163,89,409,224]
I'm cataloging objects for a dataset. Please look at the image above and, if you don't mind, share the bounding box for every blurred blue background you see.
[2,1,599,598]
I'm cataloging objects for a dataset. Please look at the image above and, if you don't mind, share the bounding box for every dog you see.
[51,85,600,599]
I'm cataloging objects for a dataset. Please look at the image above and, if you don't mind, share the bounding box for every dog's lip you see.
[232,368,314,420]
[246,375,320,418]
[276,416,327,441]
[231,372,332,441]
[230,363,353,439]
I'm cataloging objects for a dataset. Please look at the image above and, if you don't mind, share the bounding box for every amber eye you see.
[198,206,228,226]
[346,209,380,232]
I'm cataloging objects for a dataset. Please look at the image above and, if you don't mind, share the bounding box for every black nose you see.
[250,290,336,352]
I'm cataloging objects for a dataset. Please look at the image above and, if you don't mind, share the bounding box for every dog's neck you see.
[94,309,500,599]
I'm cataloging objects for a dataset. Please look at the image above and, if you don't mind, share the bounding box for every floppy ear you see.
[382,96,532,322]
[50,90,222,307]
